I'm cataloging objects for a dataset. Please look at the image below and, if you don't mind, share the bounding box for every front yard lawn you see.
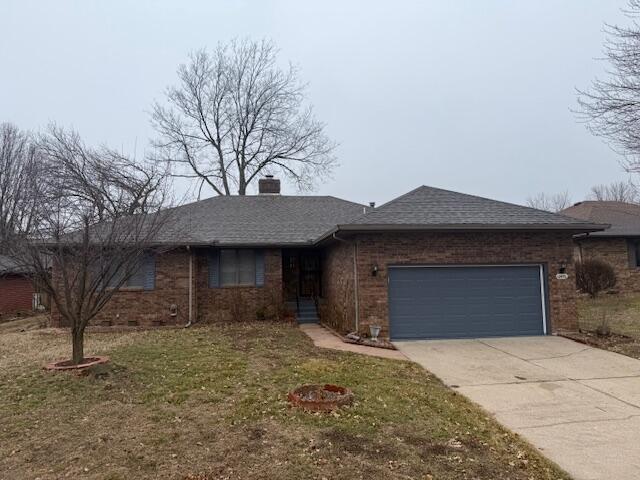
[0,322,569,480]
[574,293,640,359]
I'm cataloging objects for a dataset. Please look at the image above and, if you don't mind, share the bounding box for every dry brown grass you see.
[574,293,640,359]
[0,323,570,480]
[577,293,640,338]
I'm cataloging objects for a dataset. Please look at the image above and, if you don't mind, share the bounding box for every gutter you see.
[333,222,609,233]
[333,233,359,333]
[313,222,609,245]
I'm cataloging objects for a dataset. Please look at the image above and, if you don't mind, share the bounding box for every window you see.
[105,253,155,290]
[220,249,256,286]
[635,242,640,268]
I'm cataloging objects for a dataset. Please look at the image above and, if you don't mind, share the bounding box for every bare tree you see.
[0,123,40,252]
[577,1,640,174]
[588,180,639,203]
[151,38,336,197]
[6,125,172,365]
[526,191,572,212]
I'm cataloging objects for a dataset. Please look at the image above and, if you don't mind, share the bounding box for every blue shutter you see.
[143,253,156,290]
[208,249,220,288]
[255,249,265,287]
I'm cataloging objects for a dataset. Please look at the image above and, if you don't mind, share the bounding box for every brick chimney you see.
[258,175,280,195]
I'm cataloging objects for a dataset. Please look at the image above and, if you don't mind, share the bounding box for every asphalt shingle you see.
[147,186,605,247]
[342,186,604,229]
[560,201,640,237]
[155,195,366,246]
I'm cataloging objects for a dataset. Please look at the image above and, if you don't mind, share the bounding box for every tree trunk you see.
[72,327,85,365]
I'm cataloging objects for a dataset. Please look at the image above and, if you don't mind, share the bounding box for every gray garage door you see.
[388,265,546,340]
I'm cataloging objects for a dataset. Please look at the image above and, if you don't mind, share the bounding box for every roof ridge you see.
[373,185,585,223]
[169,193,366,210]
[343,185,427,224]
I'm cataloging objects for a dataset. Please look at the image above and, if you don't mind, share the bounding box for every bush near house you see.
[575,259,617,297]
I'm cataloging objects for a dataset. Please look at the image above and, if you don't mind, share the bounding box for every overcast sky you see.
[1,0,631,206]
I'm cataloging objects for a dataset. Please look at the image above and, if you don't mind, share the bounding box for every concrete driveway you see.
[395,336,640,480]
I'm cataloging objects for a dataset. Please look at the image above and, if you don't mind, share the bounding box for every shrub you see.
[575,259,617,297]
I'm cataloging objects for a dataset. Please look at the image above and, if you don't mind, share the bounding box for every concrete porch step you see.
[296,298,320,325]
[297,316,319,324]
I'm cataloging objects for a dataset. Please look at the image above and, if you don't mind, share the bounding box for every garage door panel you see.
[389,266,545,340]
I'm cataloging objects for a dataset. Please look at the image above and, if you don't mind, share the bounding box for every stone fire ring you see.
[287,384,354,412]
[44,356,110,371]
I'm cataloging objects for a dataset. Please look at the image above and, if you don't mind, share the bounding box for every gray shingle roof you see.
[156,195,366,246]
[333,186,607,232]
[148,186,606,247]
[0,255,31,275]
[560,201,640,237]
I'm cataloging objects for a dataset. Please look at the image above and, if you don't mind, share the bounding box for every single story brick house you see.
[560,201,640,293]
[51,178,604,340]
[0,255,36,316]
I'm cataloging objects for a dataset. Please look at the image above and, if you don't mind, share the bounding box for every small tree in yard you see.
[6,125,171,365]
[151,38,336,197]
[575,259,617,298]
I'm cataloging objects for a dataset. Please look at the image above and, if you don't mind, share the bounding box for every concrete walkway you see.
[396,336,640,480]
[299,324,407,360]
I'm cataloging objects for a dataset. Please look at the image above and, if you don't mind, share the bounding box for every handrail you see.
[311,284,320,320]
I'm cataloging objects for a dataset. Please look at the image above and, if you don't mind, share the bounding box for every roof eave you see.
[327,222,609,235]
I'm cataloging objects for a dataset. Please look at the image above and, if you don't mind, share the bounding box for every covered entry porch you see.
[282,248,322,323]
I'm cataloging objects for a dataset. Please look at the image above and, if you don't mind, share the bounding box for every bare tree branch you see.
[150,38,337,196]
[588,180,639,202]
[526,191,572,212]
[0,123,40,252]
[5,125,173,365]
[577,1,640,175]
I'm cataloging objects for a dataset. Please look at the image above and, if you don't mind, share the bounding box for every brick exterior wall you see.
[575,237,640,293]
[50,248,284,327]
[196,248,283,323]
[0,274,34,315]
[51,249,192,327]
[319,241,355,332]
[321,231,578,338]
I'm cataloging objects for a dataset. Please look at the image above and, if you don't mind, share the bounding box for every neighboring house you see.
[50,178,604,340]
[0,255,35,316]
[560,201,640,293]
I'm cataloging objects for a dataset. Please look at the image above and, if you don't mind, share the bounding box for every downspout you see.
[332,233,359,333]
[185,246,194,328]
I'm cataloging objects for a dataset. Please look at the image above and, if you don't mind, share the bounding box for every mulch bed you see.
[44,356,110,371]
[562,331,640,360]
[343,332,396,350]
[288,384,354,412]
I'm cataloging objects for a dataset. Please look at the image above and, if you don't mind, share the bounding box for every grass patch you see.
[574,293,640,359]
[577,293,640,338]
[0,322,569,479]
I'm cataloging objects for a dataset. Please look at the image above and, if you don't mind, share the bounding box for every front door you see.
[299,253,321,297]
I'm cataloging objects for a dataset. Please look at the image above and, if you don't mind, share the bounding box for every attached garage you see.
[388,265,547,340]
